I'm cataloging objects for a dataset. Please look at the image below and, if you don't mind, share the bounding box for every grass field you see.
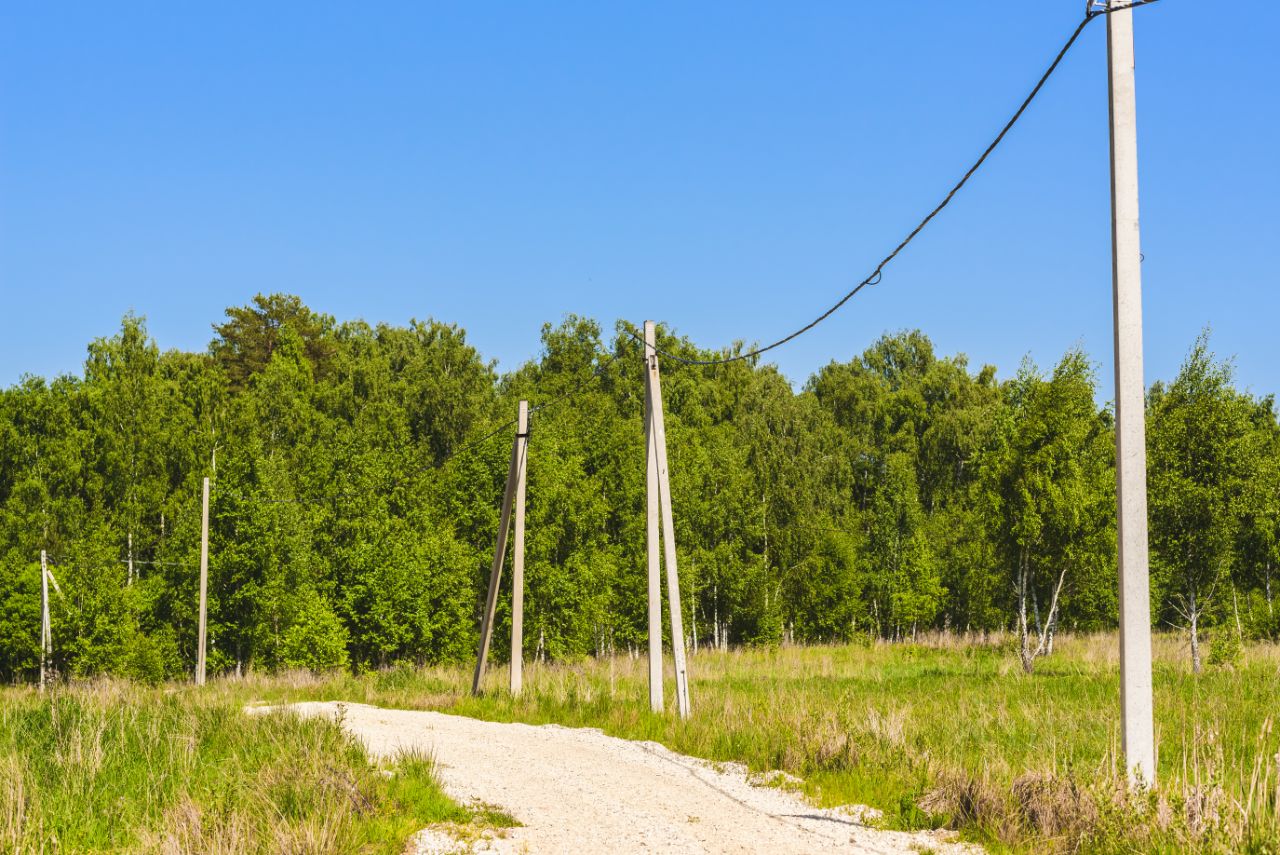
[0,681,509,854]
[234,633,1280,854]
[5,633,1278,853]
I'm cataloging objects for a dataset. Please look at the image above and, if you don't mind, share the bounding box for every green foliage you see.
[211,292,336,390]
[1148,333,1267,670]
[122,624,183,685]
[281,590,351,671]
[984,351,1114,670]
[1207,625,1243,669]
[3,299,1278,681]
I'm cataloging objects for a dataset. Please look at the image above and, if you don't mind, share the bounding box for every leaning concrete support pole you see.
[1107,2,1156,788]
[647,335,691,719]
[473,415,521,695]
[644,321,664,713]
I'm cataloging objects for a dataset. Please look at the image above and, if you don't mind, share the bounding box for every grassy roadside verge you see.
[0,681,496,853]
[227,633,1280,854]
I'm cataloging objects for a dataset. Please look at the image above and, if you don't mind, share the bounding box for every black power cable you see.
[624,0,1161,367]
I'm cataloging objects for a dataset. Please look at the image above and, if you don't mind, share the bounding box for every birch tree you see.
[987,351,1112,674]
[1148,334,1256,673]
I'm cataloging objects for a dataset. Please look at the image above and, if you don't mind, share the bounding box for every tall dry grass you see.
[9,634,1274,852]
[229,632,1280,853]
[0,680,472,854]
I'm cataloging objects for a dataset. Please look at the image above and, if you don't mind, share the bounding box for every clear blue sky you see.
[2,3,1276,398]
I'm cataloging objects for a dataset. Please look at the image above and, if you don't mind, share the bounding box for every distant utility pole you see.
[40,550,51,692]
[644,321,691,718]
[197,476,210,686]
[473,401,529,696]
[510,401,529,696]
[644,323,663,713]
[1107,1,1155,787]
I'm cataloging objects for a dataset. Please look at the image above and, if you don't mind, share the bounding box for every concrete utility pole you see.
[473,403,526,695]
[643,321,692,717]
[644,322,665,713]
[40,550,51,692]
[647,330,691,718]
[197,476,210,686]
[510,401,529,696]
[1107,1,1155,787]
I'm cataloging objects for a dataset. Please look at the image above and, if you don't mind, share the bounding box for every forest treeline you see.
[2,294,1277,682]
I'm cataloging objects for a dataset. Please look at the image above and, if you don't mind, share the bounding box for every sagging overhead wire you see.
[196,2,1165,502]
[624,0,1162,368]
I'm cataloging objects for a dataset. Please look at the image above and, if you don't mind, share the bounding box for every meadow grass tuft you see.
[0,680,484,853]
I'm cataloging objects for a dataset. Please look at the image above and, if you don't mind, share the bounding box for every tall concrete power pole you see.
[40,549,51,692]
[644,321,664,713]
[197,476,210,686]
[471,403,527,696]
[1107,2,1155,787]
[509,400,529,696]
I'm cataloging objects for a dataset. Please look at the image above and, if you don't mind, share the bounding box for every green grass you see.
[227,633,1280,853]
[0,680,500,853]
[7,635,1278,853]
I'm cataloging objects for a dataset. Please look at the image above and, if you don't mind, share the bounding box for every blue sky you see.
[2,3,1276,398]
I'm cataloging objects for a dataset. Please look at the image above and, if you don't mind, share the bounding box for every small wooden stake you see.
[510,401,529,696]
[644,322,664,713]
[40,550,50,692]
[197,476,209,686]
[472,405,524,695]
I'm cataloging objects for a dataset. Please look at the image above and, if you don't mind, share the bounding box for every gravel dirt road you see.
[275,701,977,855]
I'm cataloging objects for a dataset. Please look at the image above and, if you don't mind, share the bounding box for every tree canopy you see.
[2,297,1275,682]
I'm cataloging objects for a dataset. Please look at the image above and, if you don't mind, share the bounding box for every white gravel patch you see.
[268,701,980,855]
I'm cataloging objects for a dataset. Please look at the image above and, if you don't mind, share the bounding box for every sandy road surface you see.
[273,702,976,855]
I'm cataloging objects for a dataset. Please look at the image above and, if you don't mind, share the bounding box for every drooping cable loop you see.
[625,0,1161,367]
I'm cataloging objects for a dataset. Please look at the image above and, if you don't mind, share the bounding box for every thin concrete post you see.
[643,322,664,713]
[1107,2,1155,787]
[472,413,522,695]
[40,550,50,692]
[197,476,210,686]
[510,401,529,696]
[646,331,691,718]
